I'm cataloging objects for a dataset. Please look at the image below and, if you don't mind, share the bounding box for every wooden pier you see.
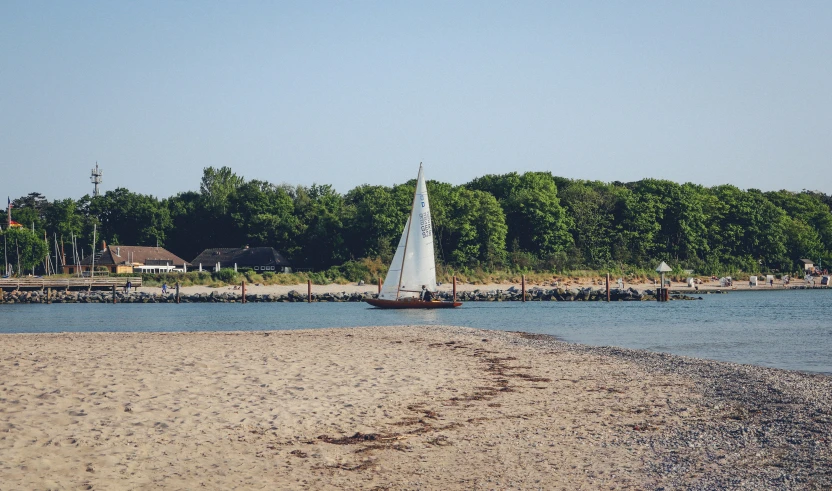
[0,277,142,292]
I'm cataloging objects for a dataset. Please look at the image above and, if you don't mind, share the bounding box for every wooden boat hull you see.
[365,298,462,309]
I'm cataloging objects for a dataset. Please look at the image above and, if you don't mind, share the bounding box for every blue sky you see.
[1,1,830,201]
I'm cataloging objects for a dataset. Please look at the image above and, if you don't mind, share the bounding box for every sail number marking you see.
[419,211,432,238]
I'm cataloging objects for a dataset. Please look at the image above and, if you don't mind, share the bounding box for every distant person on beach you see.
[162,282,167,294]
[125,280,132,293]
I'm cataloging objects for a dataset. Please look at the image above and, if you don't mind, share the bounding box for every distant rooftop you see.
[191,247,290,268]
[80,245,189,267]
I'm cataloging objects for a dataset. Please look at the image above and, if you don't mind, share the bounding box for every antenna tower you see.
[91,162,103,197]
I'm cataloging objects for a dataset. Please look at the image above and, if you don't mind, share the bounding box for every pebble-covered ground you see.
[472,327,832,489]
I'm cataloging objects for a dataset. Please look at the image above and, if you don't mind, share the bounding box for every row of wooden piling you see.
[262,277,460,304]
[82,273,632,305]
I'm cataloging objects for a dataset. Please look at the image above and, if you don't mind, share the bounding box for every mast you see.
[72,234,81,277]
[76,236,81,276]
[54,234,59,273]
[91,224,96,277]
[44,230,49,275]
[395,163,422,300]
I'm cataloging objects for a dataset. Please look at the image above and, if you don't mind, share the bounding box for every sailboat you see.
[365,164,462,309]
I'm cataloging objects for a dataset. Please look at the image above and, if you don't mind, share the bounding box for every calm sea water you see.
[1,290,830,374]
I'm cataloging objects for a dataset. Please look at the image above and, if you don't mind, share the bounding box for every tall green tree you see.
[292,184,348,269]
[783,217,823,269]
[559,181,616,267]
[1,227,48,275]
[467,172,572,257]
[615,186,662,265]
[343,184,408,261]
[200,166,245,213]
[425,181,456,266]
[446,188,508,267]
[8,192,48,232]
[194,166,245,249]
[707,186,788,271]
[766,190,832,249]
[627,179,708,263]
[165,191,210,262]
[83,189,171,247]
[230,180,299,251]
[43,198,83,240]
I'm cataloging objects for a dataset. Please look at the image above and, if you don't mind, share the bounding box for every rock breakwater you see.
[0,287,705,304]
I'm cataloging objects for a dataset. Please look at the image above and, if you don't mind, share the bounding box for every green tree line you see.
[3,167,831,276]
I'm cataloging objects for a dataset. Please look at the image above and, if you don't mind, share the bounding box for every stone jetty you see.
[0,287,706,304]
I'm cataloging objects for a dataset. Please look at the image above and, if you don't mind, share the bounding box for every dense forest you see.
[3,166,831,277]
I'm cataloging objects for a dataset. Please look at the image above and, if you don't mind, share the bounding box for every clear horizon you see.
[1,1,830,201]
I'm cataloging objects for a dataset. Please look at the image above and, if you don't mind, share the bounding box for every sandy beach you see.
[1,326,829,489]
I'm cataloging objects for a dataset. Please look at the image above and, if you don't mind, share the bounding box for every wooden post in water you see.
[112,284,117,304]
[307,279,312,303]
[377,277,381,294]
[606,273,611,301]
[655,262,673,303]
[521,275,526,302]
[241,281,246,304]
[47,287,51,304]
[176,282,180,304]
[453,276,457,302]
[661,271,666,302]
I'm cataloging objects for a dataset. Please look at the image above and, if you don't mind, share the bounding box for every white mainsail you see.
[378,164,437,300]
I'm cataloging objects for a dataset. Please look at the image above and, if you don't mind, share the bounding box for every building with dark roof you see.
[191,247,292,273]
[64,244,191,275]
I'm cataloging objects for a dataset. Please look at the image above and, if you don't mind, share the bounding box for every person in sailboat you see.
[420,285,433,302]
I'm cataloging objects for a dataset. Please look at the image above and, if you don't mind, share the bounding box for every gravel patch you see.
[427,325,832,490]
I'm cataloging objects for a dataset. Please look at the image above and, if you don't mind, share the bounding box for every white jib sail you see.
[378,165,437,300]
[379,217,409,300]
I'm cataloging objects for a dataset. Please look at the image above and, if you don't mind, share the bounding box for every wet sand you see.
[1,326,829,489]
